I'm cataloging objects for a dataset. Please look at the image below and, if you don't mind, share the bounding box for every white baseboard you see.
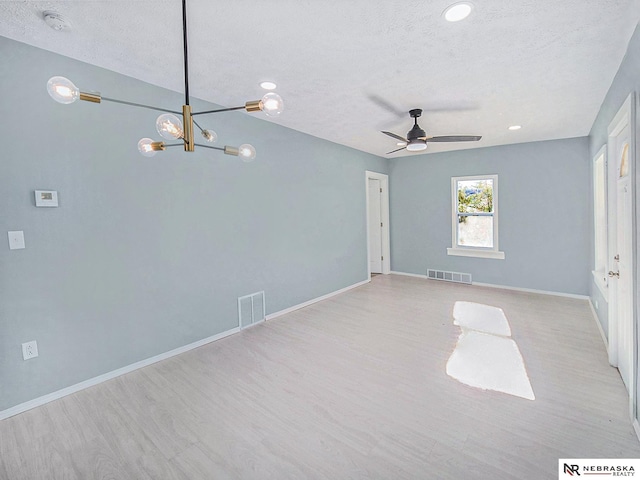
[472,282,589,300]
[390,271,588,300]
[1,279,371,421]
[266,279,369,321]
[0,327,240,421]
[390,271,429,279]
[588,298,609,355]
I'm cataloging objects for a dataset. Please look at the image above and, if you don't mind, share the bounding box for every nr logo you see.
[564,463,581,476]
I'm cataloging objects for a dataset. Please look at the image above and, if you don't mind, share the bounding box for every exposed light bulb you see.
[260,92,284,117]
[201,129,217,143]
[47,76,79,104]
[238,144,256,162]
[155,113,183,140]
[138,138,157,157]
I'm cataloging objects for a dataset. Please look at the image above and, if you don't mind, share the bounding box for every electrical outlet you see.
[22,340,38,360]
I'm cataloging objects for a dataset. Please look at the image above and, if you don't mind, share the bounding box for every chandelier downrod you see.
[182,0,190,106]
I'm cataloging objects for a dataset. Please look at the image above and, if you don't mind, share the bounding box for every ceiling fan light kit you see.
[46,0,283,161]
[381,108,481,155]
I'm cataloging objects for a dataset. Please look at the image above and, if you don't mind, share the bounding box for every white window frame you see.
[447,174,505,259]
[592,145,609,299]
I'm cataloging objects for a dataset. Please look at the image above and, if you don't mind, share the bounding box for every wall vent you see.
[427,268,472,285]
[238,291,266,329]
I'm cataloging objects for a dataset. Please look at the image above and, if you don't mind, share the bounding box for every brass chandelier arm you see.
[101,96,182,115]
[192,105,246,116]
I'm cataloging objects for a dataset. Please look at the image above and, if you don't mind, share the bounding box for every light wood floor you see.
[2,275,639,479]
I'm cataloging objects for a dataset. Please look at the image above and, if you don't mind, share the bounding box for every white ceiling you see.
[1,0,640,157]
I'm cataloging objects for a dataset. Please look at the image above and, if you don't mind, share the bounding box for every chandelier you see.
[46,0,284,162]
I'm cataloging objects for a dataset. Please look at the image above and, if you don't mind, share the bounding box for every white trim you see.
[450,174,502,256]
[634,419,640,444]
[0,326,240,421]
[390,271,587,299]
[266,279,369,321]
[365,171,391,278]
[447,247,505,259]
[390,271,429,279]
[472,281,589,300]
[589,297,609,355]
[593,144,608,282]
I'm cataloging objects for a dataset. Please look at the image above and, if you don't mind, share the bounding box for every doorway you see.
[365,171,390,278]
[607,93,636,416]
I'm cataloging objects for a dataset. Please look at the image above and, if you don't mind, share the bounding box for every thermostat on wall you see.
[35,190,58,207]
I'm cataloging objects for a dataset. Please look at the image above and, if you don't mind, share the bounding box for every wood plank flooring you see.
[2,274,639,479]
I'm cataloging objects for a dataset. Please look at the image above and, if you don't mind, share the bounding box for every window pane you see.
[457,215,494,248]
[457,179,493,214]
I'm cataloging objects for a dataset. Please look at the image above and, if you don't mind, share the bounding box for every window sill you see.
[447,248,505,260]
[592,270,609,301]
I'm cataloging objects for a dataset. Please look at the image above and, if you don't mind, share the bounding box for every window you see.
[593,145,608,297]
[448,175,505,259]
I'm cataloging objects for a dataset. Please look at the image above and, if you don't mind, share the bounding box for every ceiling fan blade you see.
[382,131,408,143]
[427,135,482,142]
[386,147,407,155]
[368,94,405,118]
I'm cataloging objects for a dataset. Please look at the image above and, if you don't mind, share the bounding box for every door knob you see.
[608,270,620,278]
[614,254,620,261]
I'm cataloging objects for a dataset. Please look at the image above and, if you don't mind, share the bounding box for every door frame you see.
[365,171,391,278]
[606,92,637,420]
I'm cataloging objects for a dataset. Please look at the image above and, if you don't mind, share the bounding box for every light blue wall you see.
[0,36,387,411]
[588,23,640,340]
[389,137,591,295]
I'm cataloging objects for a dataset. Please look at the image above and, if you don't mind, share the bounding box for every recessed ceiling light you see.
[260,81,277,90]
[508,125,522,130]
[443,2,473,22]
[396,142,407,146]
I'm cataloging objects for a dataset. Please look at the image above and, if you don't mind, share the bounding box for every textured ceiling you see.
[1,0,640,157]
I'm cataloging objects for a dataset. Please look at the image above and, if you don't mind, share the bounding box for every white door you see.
[368,178,383,273]
[615,140,633,392]
[607,95,634,400]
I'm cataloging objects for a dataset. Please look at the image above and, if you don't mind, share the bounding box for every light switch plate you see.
[8,231,25,250]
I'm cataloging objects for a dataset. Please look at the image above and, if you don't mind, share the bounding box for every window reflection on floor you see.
[446,301,535,401]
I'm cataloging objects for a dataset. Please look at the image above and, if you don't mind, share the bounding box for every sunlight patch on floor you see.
[446,301,535,400]
[453,301,511,336]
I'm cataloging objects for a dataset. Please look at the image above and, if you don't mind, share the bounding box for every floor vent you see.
[238,291,266,329]
[427,269,472,285]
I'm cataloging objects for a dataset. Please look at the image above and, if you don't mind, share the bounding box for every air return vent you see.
[427,268,472,285]
[238,291,266,329]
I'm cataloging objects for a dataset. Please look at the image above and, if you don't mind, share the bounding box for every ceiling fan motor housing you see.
[407,109,426,140]
[407,124,426,140]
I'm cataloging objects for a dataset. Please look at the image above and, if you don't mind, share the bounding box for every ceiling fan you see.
[382,109,481,154]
